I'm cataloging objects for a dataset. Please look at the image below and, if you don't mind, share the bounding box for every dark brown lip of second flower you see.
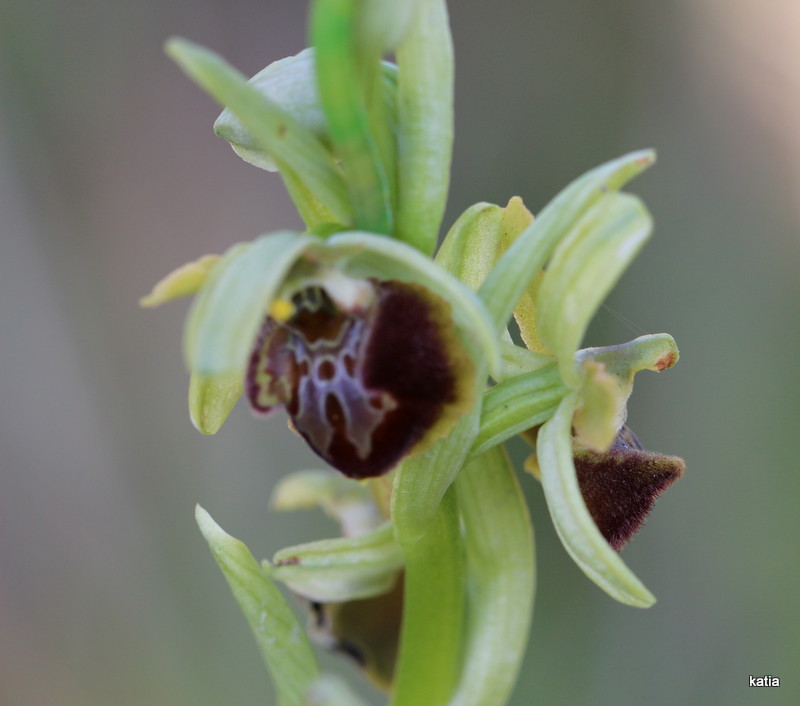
[574,426,685,551]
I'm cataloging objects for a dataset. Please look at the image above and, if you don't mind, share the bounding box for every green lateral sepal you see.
[188,371,243,435]
[195,505,320,705]
[536,192,653,388]
[536,395,656,607]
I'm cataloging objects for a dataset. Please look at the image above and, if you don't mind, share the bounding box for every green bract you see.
[195,506,320,706]
[148,0,685,703]
[268,521,403,602]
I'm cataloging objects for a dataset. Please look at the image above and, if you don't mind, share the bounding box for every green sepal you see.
[479,150,655,336]
[536,395,656,607]
[139,254,220,308]
[195,505,320,706]
[573,334,679,450]
[394,0,454,255]
[390,391,482,541]
[188,371,243,435]
[536,192,653,387]
[329,231,502,377]
[270,469,383,537]
[184,232,316,376]
[470,363,567,462]
[269,521,403,602]
[381,204,496,529]
[165,38,352,226]
[450,445,534,706]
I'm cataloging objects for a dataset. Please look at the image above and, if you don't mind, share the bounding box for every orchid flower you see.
[143,1,685,704]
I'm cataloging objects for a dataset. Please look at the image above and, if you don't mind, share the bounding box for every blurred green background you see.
[1,1,798,704]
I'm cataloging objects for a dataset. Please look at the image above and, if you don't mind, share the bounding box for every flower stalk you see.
[146,1,686,703]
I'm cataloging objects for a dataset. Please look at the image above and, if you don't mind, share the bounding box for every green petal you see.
[470,363,567,461]
[195,505,320,705]
[450,445,534,706]
[572,360,620,451]
[328,231,502,376]
[479,150,655,336]
[536,394,656,607]
[577,332,680,378]
[165,38,352,226]
[188,371,242,435]
[435,202,505,291]
[184,232,317,375]
[573,334,680,450]
[536,192,652,387]
[269,521,403,602]
[394,0,454,254]
[139,254,220,308]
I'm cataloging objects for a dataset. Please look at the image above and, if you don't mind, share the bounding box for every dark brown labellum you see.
[247,280,472,478]
[574,426,685,551]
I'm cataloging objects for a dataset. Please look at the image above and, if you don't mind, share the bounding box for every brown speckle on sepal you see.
[574,426,685,551]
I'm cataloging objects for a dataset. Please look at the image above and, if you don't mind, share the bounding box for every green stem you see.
[311,0,393,234]
[469,363,567,462]
[390,485,464,706]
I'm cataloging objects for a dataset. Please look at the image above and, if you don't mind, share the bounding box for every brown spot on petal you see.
[654,351,678,371]
[574,426,685,550]
[275,556,300,566]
